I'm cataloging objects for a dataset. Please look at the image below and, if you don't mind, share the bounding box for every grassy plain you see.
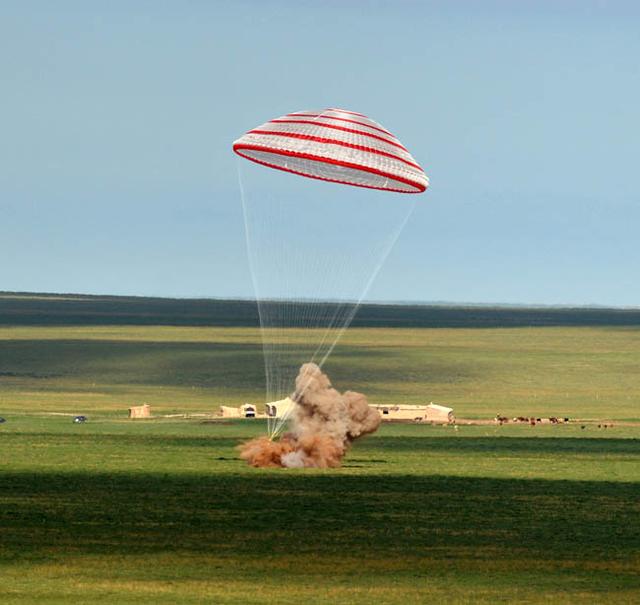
[1,324,639,420]
[1,418,639,604]
[1,298,639,603]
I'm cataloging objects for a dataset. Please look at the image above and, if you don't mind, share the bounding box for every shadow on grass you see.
[2,432,638,457]
[0,340,266,390]
[0,339,477,391]
[1,471,638,568]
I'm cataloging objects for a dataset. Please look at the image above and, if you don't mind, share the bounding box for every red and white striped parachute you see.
[233,108,428,194]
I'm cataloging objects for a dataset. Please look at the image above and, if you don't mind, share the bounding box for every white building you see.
[220,403,258,418]
[219,398,296,419]
[424,403,455,423]
[374,402,454,424]
[265,397,296,418]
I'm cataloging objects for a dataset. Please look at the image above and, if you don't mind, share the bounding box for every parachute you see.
[233,108,428,193]
[233,108,428,439]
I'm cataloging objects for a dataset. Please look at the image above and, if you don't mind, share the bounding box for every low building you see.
[128,404,151,419]
[374,402,454,424]
[265,397,296,418]
[424,403,455,423]
[220,398,296,419]
[220,403,258,418]
[220,405,241,418]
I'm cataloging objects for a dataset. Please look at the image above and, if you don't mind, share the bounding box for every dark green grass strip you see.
[2,472,639,565]
[3,292,640,327]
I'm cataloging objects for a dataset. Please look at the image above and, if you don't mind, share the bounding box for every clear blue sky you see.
[1,1,639,306]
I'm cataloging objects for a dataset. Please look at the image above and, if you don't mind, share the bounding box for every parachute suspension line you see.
[269,198,417,441]
[266,198,354,439]
[263,196,280,434]
[315,198,416,369]
[238,161,275,437]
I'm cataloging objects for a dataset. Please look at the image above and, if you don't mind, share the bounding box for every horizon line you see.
[1,290,639,311]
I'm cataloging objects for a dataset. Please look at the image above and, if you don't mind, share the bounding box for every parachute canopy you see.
[233,108,429,194]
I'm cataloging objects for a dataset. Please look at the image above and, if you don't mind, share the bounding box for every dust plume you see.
[239,363,381,468]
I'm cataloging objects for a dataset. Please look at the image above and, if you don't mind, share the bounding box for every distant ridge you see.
[2,291,640,328]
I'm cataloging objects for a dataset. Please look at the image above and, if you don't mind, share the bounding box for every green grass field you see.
[1,324,640,420]
[1,418,639,604]
[1,298,639,603]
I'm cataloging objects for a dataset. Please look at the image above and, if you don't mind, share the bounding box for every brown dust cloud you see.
[239,363,381,468]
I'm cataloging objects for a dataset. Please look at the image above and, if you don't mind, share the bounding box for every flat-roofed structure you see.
[374,402,454,424]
